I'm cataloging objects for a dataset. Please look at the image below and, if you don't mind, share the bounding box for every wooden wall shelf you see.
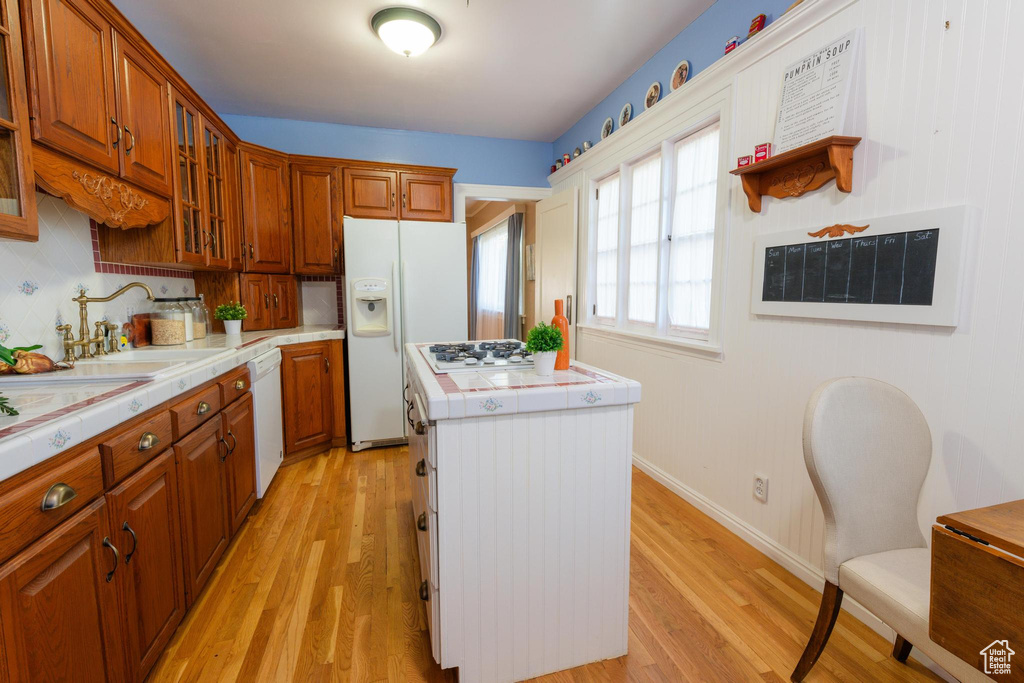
[729,136,861,213]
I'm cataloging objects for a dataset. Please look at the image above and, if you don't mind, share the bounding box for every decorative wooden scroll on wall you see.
[32,146,171,229]
[751,206,970,327]
[730,136,861,213]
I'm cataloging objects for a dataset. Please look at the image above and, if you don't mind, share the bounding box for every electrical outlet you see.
[754,475,768,503]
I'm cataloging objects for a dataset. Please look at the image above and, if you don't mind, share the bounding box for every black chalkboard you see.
[761,229,940,306]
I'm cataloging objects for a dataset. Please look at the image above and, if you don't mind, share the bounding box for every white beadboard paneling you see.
[560,0,1024,608]
[436,403,633,682]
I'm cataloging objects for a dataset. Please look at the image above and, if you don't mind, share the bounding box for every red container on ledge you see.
[551,298,570,371]
[754,142,773,163]
[737,155,753,167]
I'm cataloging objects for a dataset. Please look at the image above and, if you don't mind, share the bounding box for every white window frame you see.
[583,104,730,357]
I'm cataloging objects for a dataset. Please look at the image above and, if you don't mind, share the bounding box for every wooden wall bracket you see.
[730,136,861,213]
[33,145,170,229]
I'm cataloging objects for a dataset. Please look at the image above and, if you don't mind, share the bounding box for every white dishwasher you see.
[247,347,283,498]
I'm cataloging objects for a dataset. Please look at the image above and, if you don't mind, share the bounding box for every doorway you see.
[465,200,537,340]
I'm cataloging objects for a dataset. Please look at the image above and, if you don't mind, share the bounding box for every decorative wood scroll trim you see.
[729,136,861,213]
[808,223,869,238]
[32,145,170,229]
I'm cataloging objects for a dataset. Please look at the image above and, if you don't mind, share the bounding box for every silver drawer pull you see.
[138,432,160,451]
[417,512,428,532]
[419,580,429,601]
[196,401,211,415]
[40,483,77,511]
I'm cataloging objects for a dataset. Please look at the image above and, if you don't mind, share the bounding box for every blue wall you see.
[222,114,553,188]
[552,0,791,157]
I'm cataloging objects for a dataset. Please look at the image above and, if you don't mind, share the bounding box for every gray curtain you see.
[468,236,481,339]
[503,213,524,339]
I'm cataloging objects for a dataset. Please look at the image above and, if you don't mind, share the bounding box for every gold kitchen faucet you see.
[57,282,156,362]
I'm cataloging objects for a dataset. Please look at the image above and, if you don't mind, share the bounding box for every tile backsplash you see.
[0,193,195,361]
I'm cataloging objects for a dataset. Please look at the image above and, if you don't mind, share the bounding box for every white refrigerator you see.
[344,218,468,450]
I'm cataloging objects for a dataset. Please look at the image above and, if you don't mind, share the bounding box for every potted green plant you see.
[214,301,247,335]
[524,322,564,376]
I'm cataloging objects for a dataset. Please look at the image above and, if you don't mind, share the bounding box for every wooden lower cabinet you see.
[0,368,260,683]
[106,449,185,681]
[0,499,127,682]
[281,341,334,457]
[174,418,229,606]
[223,393,256,535]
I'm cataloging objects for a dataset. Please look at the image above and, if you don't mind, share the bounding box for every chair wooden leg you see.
[892,634,913,662]
[791,581,844,682]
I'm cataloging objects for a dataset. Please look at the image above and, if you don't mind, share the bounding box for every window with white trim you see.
[593,174,620,320]
[627,154,661,325]
[587,118,722,345]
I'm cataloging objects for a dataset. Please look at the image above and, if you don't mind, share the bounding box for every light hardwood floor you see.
[149,447,941,682]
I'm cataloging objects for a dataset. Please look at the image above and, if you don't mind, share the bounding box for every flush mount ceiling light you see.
[371,7,442,57]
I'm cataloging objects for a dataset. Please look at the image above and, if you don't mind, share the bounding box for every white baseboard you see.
[631,454,955,682]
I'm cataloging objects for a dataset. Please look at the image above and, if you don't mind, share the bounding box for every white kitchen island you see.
[405,341,641,683]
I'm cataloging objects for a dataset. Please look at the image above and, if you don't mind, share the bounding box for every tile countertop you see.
[0,326,345,482]
[405,343,641,421]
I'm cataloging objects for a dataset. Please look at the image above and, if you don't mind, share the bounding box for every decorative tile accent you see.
[580,390,602,405]
[0,322,9,344]
[128,398,143,413]
[479,397,502,412]
[48,428,72,450]
[17,280,39,295]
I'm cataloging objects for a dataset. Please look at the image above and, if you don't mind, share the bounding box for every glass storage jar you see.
[191,296,209,339]
[151,299,187,346]
[178,298,195,342]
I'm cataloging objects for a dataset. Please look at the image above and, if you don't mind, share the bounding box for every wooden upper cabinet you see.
[343,167,397,220]
[241,272,269,331]
[24,0,118,172]
[0,499,127,683]
[399,171,452,221]
[269,274,298,328]
[239,143,291,273]
[223,139,244,271]
[106,450,185,682]
[281,341,333,455]
[170,89,205,267]
[291,162,341,275]
[200,117,230,269]
[0,0,37,241]
[113,32,172,196]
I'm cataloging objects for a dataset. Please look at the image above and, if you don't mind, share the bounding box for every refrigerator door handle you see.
[391,261,399,353]
[401,260,408,348]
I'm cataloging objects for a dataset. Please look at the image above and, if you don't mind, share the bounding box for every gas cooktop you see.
[418,340,534,374]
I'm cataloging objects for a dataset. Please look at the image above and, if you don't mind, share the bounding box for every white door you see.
[535,188,578,354]
[344,218,406,448]
[400,221,469,344]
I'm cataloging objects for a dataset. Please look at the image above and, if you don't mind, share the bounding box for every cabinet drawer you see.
[219,366,251,407]
[99,410,173,486]
[170,384,222,441]
[0,447,104,563]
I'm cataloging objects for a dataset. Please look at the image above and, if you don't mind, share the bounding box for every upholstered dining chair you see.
[792,377,986,682]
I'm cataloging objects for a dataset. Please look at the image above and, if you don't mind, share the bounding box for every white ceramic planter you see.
[223,319,242,336]
[533,351,557,376]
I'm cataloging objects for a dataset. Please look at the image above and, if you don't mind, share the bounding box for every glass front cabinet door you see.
[0,0,37,241]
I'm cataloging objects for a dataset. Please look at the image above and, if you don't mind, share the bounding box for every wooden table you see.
[930,499,1024,680]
